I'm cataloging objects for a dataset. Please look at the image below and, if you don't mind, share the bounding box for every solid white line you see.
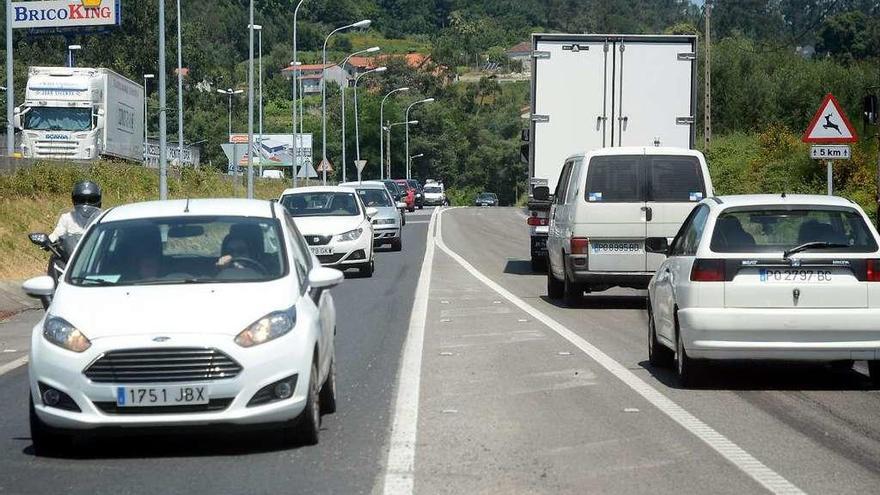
[382,207,439,495]
[0,356,28,377]
[434,208,805,495]
[405,221,430,224]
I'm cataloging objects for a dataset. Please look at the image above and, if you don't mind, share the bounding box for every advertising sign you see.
[228,133,313,169]
[11,0,121,30]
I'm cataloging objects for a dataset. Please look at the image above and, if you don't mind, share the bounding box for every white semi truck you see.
[524,34,698,270]
[15,67,144,162]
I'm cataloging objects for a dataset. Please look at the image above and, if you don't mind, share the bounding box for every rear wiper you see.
[783,242,849,259]
[68,277,117,286]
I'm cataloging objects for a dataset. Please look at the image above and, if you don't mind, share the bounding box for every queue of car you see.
[540,146,880,387]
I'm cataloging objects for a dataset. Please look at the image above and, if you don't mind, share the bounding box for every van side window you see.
[671,205,709,256]
[584,155,642,202]
[565,160,583,203]
[554,161,573,204]
[648,156,705,203]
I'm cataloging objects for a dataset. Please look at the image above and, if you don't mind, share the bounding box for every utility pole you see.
[5,0,13,156]
[704,0,712,151]
[246,1,255,199]
[159,0,168,200]
[176,0,184,169]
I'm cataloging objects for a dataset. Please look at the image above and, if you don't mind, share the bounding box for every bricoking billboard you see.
[11,0,121,30]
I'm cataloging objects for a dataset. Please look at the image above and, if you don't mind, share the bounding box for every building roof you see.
[507,41,531,55]
[282,63,334,72]
[346,56,376,70]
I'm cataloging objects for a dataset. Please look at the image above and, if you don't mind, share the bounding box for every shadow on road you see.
[639,359,874,392]
[539,294,647,310]
[503,260,536,276]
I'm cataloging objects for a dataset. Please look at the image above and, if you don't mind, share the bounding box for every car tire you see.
[294,361,321,446]
[647,303,674,368]
[391,237,403,252]
[359,260,375,277]
[562,264,582,307]
[319,354,337,415]
[401,214,406,226]
[418,205,423,210]
[868,361,880,388]
[30,395,68,457]
[531,256,546,272]
[407,207,415,213]
[547,268,564,300]
[675,322,700,388]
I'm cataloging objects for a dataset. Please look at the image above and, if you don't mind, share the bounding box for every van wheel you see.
[562,267,582,307]
[547,270,564,299]
[675,323,701,388]
[648,304,674,368]
[868,361,880,389]
[530,256,546,272]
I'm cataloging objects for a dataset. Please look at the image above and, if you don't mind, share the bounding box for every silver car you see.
[340,181,403,251]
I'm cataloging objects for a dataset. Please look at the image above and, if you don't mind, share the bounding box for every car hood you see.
[372,207,399,221]
[49,279,296,340]
[292,215,364,236]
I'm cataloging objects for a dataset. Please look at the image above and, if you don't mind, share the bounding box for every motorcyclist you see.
[49,180,103,247]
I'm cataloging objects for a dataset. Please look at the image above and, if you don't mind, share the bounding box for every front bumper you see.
[423,197,445,206]
[373,227,401,245]
[308,232,373,268]
[29,331,314,430]
[678,307,880,361]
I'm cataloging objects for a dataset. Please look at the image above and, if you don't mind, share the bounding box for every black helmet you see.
[72,180,102,207]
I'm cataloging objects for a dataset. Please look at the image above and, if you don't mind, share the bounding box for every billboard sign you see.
[11,0,121,30]
[228,133,313,170]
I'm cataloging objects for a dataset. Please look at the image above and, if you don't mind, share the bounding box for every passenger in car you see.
[715,216,755,251]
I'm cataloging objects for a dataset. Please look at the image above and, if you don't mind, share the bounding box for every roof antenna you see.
[184,197,191,213]
[781,192,786,198]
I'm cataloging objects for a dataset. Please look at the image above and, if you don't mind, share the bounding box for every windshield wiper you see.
[130,278,212,286]
[68,276,117,286]
[783,242,849,259]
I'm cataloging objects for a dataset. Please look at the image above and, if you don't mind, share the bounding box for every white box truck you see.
[15,67,145,162]
[524,34,697,269]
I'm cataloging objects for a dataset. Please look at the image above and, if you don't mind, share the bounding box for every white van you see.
[546,147,713,305]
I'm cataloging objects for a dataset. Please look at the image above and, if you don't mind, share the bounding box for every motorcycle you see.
[28,205,102,310]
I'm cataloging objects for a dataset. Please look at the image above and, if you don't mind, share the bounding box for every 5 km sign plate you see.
[810,145,851,160]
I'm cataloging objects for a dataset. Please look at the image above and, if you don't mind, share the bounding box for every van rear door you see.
[580,155,648,272]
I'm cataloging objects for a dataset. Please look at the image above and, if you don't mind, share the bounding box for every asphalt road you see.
[0,208,433,495]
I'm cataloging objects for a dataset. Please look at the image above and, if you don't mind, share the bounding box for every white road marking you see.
[382,207,439,495]
[434,208,805,495]
[0,356,28,377]
[405,220,431,224]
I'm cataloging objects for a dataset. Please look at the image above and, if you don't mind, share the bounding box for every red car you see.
[394,179,416,212]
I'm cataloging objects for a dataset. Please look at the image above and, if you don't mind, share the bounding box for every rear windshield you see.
[584,155,705,203]
[710,207,878,253]
[648,156,705,202]
[357,188,393,207]
[585,156,642,202]
[424,186,441,193]
[281,192,360,217]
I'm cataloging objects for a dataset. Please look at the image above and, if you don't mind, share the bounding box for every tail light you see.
[570,238,589,255]
[527,216,548,227]
[691,259,725,282]
[867,260,880,282]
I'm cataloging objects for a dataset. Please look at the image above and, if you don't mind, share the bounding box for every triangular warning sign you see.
[802,93,858,143]
[316,158,334,173]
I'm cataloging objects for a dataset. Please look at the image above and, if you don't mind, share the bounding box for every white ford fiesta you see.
[22,199,343,455]
[279,186,377,276]
[646,194,880,386]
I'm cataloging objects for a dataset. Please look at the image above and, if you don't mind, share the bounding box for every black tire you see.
[868,361,880,388]
[547,268,564,300]
[647,303,674,368]
[829,360,854,372]
[530,256,546,272]
[319,356,337,415]
[675,323,700,388]
[562,266,582,307]
[390,237,402,252]
[401,214,406,226]
[359,260,374,277]
[293,362,321,446]
[418,205,424,210]
[30,395,67,457]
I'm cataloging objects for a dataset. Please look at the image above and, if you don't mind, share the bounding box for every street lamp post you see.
[250,24,263,176]
[217,88,244,137]
[176,0,184,169]
[158,0,168,200]
[380,87,409,180]
[386,120,417,179]
[291,0,306,188]
[338,46,380,183]
[67,45,81,68]
[405,98,434,179]
[354,66,386,173]
[409,152,424,175]
[322,19,371,185]
[143,74,155,166]
[246,0,255,199]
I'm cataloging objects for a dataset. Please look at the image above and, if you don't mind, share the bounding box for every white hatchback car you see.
[22,199,343,455]
[279,186,377,276]
[646,194,880,386]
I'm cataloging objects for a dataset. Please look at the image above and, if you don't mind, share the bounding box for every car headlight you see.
[235,308,296,347]
[43,317,91,353]
[336,228,363,242]
[373,218,396,225]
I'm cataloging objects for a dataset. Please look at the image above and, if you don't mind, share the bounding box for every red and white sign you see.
[11,0,120,30]
[802,93,858,143]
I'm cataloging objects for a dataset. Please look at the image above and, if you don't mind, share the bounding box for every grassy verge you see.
[0,161,289,280]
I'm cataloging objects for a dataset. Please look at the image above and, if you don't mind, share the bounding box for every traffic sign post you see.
[803,93,859,195]
[354,159,367,183]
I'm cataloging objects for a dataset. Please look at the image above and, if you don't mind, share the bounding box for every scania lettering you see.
[15,67,144,162]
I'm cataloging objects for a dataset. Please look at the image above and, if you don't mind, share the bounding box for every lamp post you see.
[143,74,155,166]
[380,87,409,180]
[158,0,168,200]
[6,0,14,156]
[354,66,386,170]
[291,0,306,188]
[249,24,263,176]
[385,120,417,179]
[338,46,380,182]
[176,0,184,169]
[246,0,255,199]
[322,19,372,185]
[67,44,81,68]
[405,98,434,179]
[409,152,424,176]
[217,88,244,137]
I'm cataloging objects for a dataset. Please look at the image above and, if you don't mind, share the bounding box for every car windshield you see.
[282,192,361,217]
[478,193,494,200]
[67,216,287,286]
[709,207,878,253]
[357,188,393,207]
[424,186,442,194]
[23,107,92,132]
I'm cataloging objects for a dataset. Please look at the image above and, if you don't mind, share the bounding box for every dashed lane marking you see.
[0,356,28,377]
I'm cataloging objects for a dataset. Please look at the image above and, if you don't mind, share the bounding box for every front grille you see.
[304,234,332,246]
[35,140,79,157]
[83,348,243,384]
[318,253,344,264]
[93,398,233,415]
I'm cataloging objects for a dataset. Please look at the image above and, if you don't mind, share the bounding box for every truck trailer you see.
[15,67,145,162]
[524,34,698,270]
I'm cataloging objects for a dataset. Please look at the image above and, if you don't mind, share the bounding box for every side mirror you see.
[22,275,55,298]
[308,266,343,289]
[13,107,21,129]
[396,202,407,209]
[95,108,105,129]
[365,207,379,219]
[645,237,670,255]
[533,186,550,201]
[29,233,50,247]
